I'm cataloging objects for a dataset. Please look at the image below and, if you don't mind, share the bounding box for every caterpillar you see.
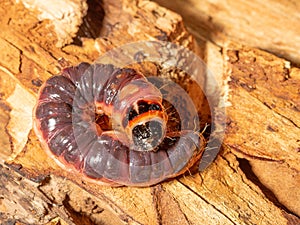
[33,62,205,186]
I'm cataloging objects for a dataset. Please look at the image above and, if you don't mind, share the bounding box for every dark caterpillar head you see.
[112,72,168,152]
[125,100,167,151]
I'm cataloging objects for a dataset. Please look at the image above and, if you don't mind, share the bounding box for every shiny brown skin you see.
[33,63,204,186]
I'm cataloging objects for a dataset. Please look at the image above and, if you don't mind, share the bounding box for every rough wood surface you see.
[155,0,300,65]
[0,0,299,225]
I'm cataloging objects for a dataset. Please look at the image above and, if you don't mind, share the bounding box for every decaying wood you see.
[154,0,300,65]
[0,0,299,225]
[222,42,300,217]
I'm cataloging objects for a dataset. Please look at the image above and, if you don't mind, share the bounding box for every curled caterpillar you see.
[33,63,205,186]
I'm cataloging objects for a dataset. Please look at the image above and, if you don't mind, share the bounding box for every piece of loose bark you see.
[222,42,300,217]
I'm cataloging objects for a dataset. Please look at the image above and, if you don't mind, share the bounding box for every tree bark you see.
[0,0,299,224]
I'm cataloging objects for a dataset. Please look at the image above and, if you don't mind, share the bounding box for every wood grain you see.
[154,0,300,64]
